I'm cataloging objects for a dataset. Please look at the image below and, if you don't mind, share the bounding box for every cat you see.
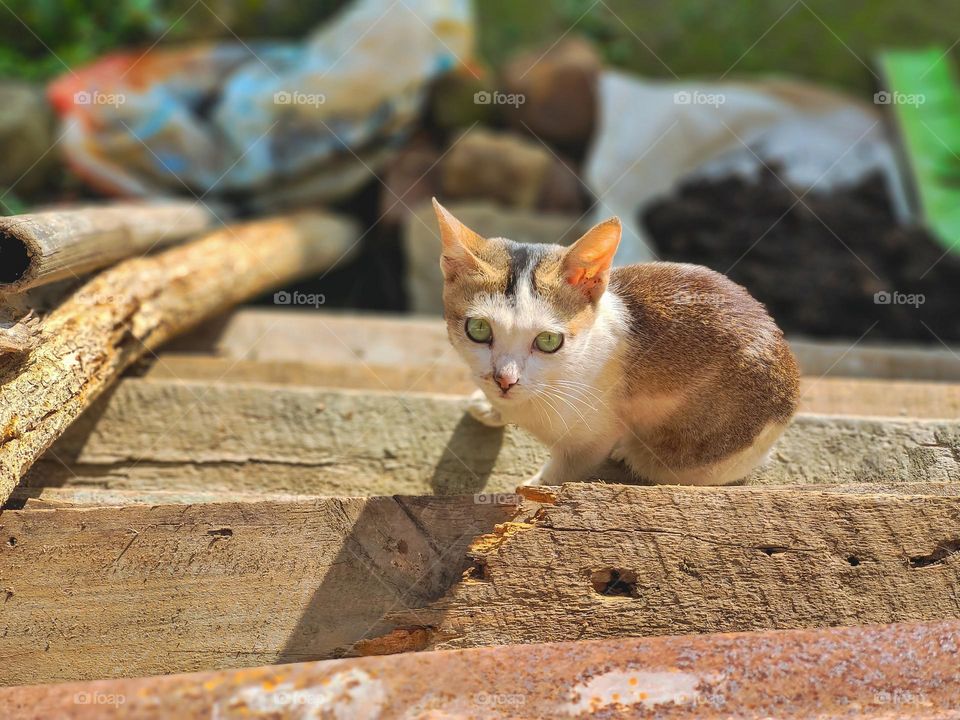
[433,198,800,486]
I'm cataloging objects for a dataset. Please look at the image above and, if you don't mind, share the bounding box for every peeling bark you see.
[0,212,358,505]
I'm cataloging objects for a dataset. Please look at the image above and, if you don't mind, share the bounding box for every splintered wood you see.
[0,213,357,506]
[386,483,960,651]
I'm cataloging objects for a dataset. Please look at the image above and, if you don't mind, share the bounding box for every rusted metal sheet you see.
[1,621,958,718]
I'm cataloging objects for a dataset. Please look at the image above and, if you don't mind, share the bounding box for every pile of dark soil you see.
[642,167,960,343]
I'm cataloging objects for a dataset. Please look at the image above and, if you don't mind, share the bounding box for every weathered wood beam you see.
[164,309,960,381]
[2,485,960,685]
[0,201,215,293]
[0,213,358,506]
[23,379,960,496]
[385,483,960,652]
[2,621,957,719]
[11,481,958,510]
[144,354,960,418]
[0,494,517,685]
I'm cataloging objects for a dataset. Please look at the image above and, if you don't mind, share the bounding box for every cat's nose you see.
[494,370,519,392]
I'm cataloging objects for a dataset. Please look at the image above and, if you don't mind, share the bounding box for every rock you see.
[0,81,56,194]
[404,200,588,314]
[440,128,583,212]
[427,69,496,133]
[378,135,443,227]
[501,36,601,151]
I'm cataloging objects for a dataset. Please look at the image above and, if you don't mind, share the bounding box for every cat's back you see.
[608,262,799,415]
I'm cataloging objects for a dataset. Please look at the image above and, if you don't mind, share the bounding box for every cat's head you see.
[434,198,621,405]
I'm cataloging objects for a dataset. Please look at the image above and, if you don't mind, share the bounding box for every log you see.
[23,379,960,496]
[2,485,960,685]
[165,309,960,381]
[0,201,216,292]
[385,483,960,652]
[0,213,358,506]
[0,495,517,685]
[144,354,960,418]
[3,621,958,719]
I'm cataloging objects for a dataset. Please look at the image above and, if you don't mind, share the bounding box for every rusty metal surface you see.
[1,620,959,719]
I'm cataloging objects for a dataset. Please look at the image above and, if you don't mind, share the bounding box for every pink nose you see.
[495,372,518,392]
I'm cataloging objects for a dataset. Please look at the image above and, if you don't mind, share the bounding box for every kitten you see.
[433,199,800,486]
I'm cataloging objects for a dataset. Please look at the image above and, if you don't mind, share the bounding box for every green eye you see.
[534,331,564,353]
[465,317,492,343]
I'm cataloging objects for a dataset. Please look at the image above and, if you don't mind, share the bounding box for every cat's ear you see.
[433,198,489,280]
[562,217,621,301]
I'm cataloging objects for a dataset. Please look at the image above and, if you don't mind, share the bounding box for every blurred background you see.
[2,0,960,344]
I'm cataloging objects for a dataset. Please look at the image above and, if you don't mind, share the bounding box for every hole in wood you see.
[0,231,30,285]
[206,528,233,537]
[758,546,787,556]
[910,539,960,569]
[590,568,639,598]
[6,537,16,547]
[847,555,861,566]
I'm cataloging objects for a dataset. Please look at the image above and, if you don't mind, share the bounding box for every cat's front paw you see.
[467,389,505,428]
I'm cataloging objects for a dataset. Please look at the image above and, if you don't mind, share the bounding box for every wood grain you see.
[0,213,358,506]
[0,495,516,685]
[388,483,960,651]
[22,379,960,496]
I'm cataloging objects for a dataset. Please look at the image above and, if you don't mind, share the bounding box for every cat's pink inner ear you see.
[564,217,621,291]
[433,198,486,278]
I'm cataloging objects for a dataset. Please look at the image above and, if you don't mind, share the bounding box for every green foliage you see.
[0,0,167,80]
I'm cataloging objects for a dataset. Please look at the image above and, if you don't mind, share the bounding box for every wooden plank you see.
[5,487,328,509]
[4,621,959,719]
[144,354,960,419]
[3,485,960,686]
[385,483,960,652]
[11,482,959,510]
[24,379,960,496]
[0,495,517,685]
[163,309,960,381]
[141,354,478,395]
